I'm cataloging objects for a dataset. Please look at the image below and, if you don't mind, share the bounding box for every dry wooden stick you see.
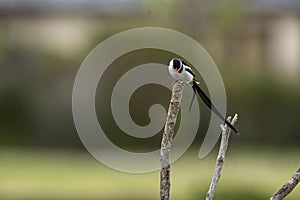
[270,168,300,200]
[206,114,239,200]
[160,81,184,200]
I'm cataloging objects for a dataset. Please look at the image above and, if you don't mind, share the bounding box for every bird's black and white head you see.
[169,58,182,72]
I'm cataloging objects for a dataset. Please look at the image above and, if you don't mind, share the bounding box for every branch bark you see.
[160,81,184,200]
[206,114,239,200]
[270,168,300,200]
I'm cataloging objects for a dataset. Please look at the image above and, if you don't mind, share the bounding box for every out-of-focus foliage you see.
[1,0,299,148]
[1,0,300,199]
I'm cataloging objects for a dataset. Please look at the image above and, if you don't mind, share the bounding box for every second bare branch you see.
[206,114,239,200]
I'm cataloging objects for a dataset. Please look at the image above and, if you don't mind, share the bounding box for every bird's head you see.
[169,58,182,72]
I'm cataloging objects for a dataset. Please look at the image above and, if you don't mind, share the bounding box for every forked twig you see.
[206,114,239,200]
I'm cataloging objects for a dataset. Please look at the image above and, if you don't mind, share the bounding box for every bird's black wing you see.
[192,81,239,134]
[181,60,189,66]
[186,66,198,112]
[185,67,196,77]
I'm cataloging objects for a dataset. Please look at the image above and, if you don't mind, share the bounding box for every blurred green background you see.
[0,0,300,199]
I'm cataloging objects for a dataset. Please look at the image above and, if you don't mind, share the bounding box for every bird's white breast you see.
[168,64,194,83]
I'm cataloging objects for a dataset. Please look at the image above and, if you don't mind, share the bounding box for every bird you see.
[168,58,239,134]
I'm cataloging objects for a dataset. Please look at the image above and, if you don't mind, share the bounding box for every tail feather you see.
[192,81,239,134]
[189,86,197,113]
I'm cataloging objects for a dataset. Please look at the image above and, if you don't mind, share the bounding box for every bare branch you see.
[206,114,239,200]
[270,168,300,200]
[160,81,184,200]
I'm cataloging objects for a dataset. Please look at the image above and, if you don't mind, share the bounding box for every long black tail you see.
[192,81,239,134]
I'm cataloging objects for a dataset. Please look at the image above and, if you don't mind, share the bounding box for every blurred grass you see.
[0,148,299,200]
